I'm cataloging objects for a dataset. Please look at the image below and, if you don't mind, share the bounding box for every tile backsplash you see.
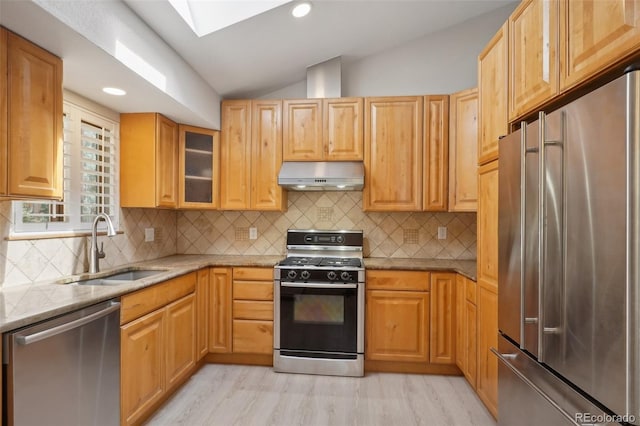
[0,192,476,287]
[178,192,476,259]
[0,202,176,288]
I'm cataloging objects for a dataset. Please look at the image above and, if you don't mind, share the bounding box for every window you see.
[12,101,119,234]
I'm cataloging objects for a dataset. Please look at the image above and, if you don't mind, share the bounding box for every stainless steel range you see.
[274,229,364,377]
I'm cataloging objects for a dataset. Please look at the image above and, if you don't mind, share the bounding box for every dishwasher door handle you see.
[15,302,121,346]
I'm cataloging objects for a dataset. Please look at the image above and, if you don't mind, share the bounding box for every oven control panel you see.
[279,268,360,283]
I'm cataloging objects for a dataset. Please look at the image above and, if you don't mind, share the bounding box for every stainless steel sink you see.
[66,269,167,286]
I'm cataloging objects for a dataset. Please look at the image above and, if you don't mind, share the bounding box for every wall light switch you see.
[249,227,258,240]
[437,226,447,240]
[145,228,155,242]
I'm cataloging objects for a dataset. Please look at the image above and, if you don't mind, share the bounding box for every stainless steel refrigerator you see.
[496,70,640,425]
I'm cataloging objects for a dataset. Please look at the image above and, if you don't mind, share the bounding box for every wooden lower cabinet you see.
[366,289,430,363]
[429,272,456,364]
[121,309,165,426]
[476,283,498,418]
[120,273,198,426]
[196,268,209,360]
[232,319,273,354]
[209,267,233,353]
[165,294,196,391]
[456,274,478,389]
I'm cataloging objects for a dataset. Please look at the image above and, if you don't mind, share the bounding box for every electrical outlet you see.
[437,226,447,240]
[249,227,258,240]
[145,228,155,242]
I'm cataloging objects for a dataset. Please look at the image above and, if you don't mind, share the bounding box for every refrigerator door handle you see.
[538,111,565,363]
[519,120,527,350]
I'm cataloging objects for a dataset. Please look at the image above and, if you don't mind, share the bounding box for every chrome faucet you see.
[89,213,117,274]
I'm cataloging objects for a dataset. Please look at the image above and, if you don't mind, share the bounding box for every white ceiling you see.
[0,0,516,127]
[125,0,516,98]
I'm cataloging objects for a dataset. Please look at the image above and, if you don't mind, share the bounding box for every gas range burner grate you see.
[278,257,362,268]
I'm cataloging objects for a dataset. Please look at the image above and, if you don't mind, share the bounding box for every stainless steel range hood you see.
[278,161,364,191]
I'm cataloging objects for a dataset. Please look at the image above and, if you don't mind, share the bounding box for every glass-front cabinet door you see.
[178,125,220,209]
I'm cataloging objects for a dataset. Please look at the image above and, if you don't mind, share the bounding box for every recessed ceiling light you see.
[102,87,126,96]
[291,2,311,18]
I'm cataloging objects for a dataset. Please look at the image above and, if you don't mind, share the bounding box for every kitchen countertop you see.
[0,254,475,333]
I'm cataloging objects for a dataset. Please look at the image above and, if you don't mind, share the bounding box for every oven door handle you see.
[280,282,358,289]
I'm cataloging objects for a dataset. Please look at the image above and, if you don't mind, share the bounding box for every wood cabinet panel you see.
[233,267,273,281]
[430,272,456,364]
[478,22,508,165]
[323,97,364,160]
[196,268,209,360]
[0,28,7,196]
[120,273,196,325]
[283,99,323,160]
[120,113,178,208]
[366,270,430,291]
[121,309,165,426]
[466,276,477,304]
[509,0,560,121]
[477,160,499,292]
[165,294,196,391]
[455,275,466,372]
[366,290,430,362]
[233,300,274,321]
[465,297,478,388]
[448,88,478,212]
[364,96,423,211]
[477,284,498,418]
[220,100,251,209]
[232,319,273,354]
[233,281,273,301]
[7,31,62,198]
[178,125,219,209]
[209,267,233,353]
[156,115,179,208]
[560,0,640,91]
[423,95,449,211]
[251,100,285,210]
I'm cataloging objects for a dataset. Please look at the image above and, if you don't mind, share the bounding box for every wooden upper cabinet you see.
[423,95,449,211]
[251,100,286,211]
[478,22,508,165]
[364,96,423,211]
[477,160,499,293]
[560,0,640,91]
[220,100,252,209]
[283,99,323,160]
[323,97,364,160]
[509,0,560,121]
[449,88,478,212]
[178,125,220,209]
[6,30,63,199]
[220,99,285,211]
[120,113,178,208]
[0,28,7,196]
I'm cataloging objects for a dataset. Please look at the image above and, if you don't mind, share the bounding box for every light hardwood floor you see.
[146,365,496,426]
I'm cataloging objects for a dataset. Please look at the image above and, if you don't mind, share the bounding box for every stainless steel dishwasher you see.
[3,299,120,426]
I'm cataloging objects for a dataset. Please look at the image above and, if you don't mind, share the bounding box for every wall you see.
[258,4,515,100]
[0,203,177,288]
[177,192,476,259]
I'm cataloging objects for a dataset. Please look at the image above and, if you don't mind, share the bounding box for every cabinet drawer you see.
[465,278,477,305]
[232,320,273,354]
[233,267,273,281]
[233,281,273,301]
[233,300,273,320]
[121,272,196,325]
[366,270,430,291]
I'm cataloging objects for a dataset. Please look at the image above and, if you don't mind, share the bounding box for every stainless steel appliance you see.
[3,299,121,426]
[496,70,640,425]
[274,229,365,377]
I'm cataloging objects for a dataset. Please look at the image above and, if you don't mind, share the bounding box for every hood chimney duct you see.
[306,56,342,98]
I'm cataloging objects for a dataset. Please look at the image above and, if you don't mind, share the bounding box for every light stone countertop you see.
[0,254,476,333]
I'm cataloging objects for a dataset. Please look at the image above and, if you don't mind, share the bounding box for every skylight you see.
[168,0,292,37]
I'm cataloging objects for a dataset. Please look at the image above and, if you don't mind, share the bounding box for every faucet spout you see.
[89,213,117,274]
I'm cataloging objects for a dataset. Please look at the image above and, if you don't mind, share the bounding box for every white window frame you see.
[11,100,120,235]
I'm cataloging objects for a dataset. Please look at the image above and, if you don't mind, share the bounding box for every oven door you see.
[277,281,359,358]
